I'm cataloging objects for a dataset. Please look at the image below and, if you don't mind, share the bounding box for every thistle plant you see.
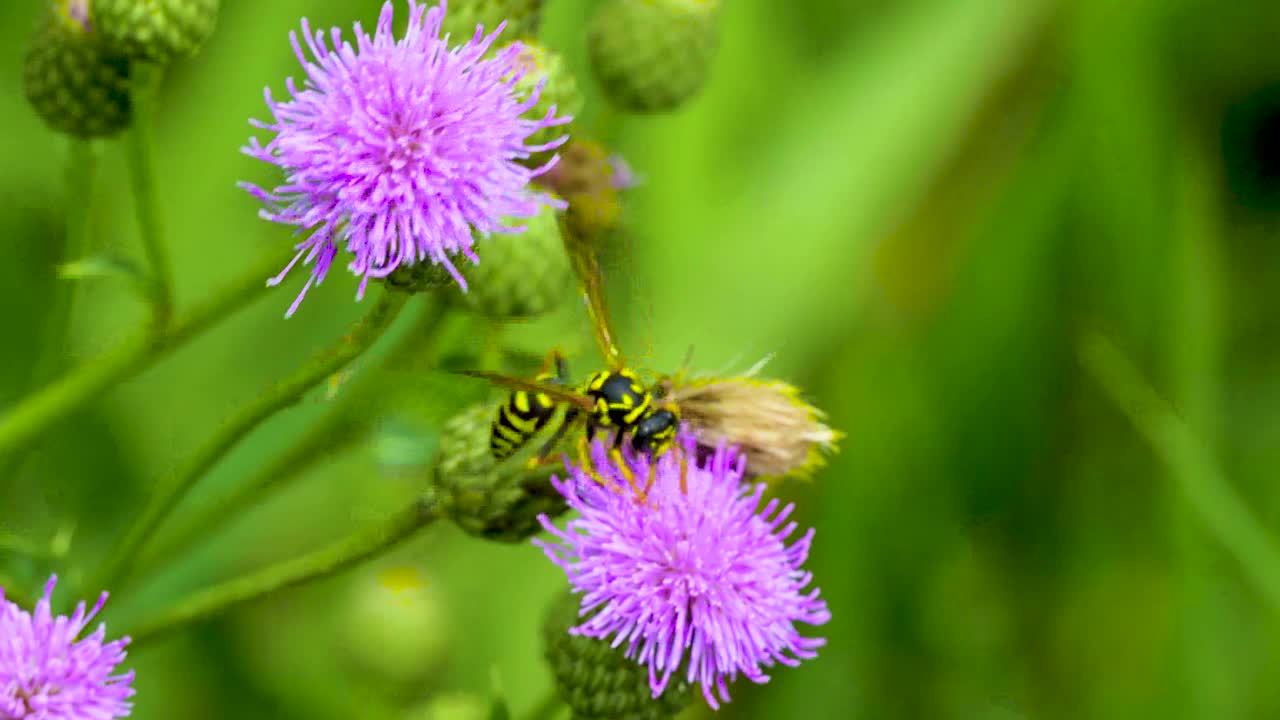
[3,0,835,717]
[0,577,134,719]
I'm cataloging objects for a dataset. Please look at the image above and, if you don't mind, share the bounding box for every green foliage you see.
[3,0,1280,717]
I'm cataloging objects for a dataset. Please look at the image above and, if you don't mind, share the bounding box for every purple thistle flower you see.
[535,433,831,710]
[241,0,570,316]
[0,576,134,719]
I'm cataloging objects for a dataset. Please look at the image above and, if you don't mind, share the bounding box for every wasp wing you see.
[561,218,624,370]
[458,370,596,412]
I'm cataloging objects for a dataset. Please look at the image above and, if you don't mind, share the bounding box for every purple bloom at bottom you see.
[241,0,570,316]
[0,576,134,719]
[535,434,831,709]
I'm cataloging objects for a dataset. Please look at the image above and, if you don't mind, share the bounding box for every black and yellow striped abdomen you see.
[490,380,560,459]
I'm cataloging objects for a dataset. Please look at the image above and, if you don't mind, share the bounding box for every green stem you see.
[0,249,291,464]
[0,140,99,483]
[136,300,452,575]
[35,139,97,387]
[125,63,173,332]
[1078,332,1280,614]
[0,531,57,560]
[124,495,440,647]
[90,290,410,594]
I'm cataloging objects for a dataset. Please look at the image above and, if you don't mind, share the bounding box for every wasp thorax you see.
[586,369,652,428]
[666,376,840,480]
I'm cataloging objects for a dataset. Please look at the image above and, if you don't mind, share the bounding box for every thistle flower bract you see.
[662,367,841,480]
[241,0,570,316]
[0,576,134,719]
[536,434,830,709]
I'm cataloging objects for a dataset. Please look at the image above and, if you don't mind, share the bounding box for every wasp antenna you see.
[743,352,775,377]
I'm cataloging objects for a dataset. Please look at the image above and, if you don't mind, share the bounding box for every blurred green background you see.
[4,0,1280,717]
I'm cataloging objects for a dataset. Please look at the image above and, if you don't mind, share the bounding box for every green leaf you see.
[56,251,149,296]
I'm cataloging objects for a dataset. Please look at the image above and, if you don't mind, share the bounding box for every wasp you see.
[462,148,837,481]
[461,211,680,470]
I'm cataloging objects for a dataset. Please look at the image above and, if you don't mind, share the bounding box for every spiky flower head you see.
[543,591,693,720]
[241,0,571,317]
[433,401,569,542]
[662,364,841,480]
[536,434,830,709]
[0,576,134,719]
[23,4,132,139]
[92,0,221,62]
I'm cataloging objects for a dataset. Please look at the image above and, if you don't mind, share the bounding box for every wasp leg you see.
[643,459,658,499]
[609,447,640,498]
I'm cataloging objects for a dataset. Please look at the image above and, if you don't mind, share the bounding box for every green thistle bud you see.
[433,402,568,542]
[440,0,545,42]
[543,592,694,720]
[588,0,720,113]
[339,571,449,691]
[452,202,573,320]
[92,0,220,62]
[536,140,625,245]
[23,8,132,139]
[506,41,582,168]
[384,259,456,295]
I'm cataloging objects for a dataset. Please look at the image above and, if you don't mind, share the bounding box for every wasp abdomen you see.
[490,383,559,459]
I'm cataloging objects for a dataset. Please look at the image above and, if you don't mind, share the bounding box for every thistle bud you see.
[508,41,582,168]
[92,0,221,62]
[338,570,449,691]
[588,0,720,113]
[450,202,573,320]
[543,591,693,720]
[440,0,545,43]
[536,140,628,244]
[433,402,568,542]
[23,9,132,138]
[663,372,841,480]
[384,259,456,295]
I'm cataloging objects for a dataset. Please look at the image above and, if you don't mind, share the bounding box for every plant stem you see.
[136,299,453,575]
[90,290,410,594]
[124,495,441,646]
[125,63,173,332]
[0,140,99,483]
[35,139,98,388]
[1078,332,1280,614]
[0,249,291,465]
[0,531,56,560]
